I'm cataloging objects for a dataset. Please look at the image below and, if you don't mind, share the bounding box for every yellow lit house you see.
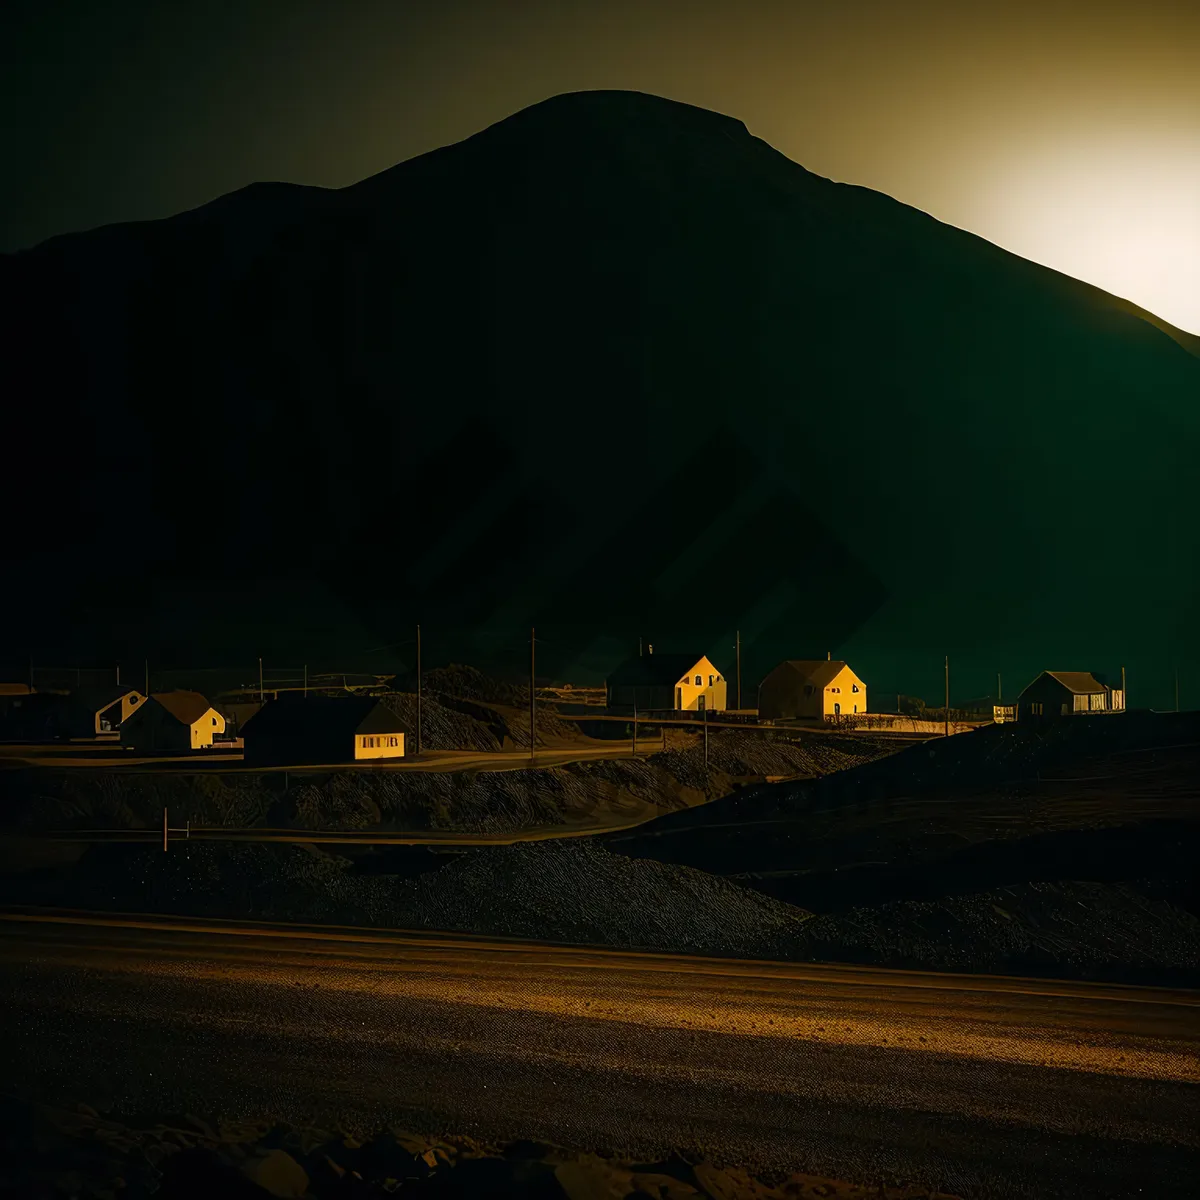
[606,651,727,712]
[241,695,408,766]
[119,690,226,751]
[758,659,867,721]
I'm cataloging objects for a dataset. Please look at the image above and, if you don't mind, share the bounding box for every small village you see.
[0,644,1129,767]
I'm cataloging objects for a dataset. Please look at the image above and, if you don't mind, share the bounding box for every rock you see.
[242,1148,309,1198]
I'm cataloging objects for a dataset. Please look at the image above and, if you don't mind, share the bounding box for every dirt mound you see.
[418,664,530,707]
[649,729,898,783]
[606,712,1200,879]
[376,691,500,751]
[795,880,1200,987]
[391,840,812,957]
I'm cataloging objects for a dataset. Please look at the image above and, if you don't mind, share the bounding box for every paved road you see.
[2,911,1197,1199]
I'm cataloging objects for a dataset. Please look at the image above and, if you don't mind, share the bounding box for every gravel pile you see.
[796,880,1200,985]
[648,730,896,783]
[419,664,530,707]
[377,691,500,751]
[392,839,813,957]
[38,839,814,961]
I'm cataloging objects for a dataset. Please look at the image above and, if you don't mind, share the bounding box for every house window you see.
[1031,702,1043,715]
[389,737,398,747]
[851,684,859,693]
[695,675,702,686]
[212,716,218,726]
[708,675,714,686]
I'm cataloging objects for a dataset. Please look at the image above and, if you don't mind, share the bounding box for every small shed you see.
[605,653,726,712]
[1017,671,1124,720]
[758,659,867,721]
[241,695,408,766]
[120,691,226,752]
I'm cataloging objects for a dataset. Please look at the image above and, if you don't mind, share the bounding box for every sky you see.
[4,0,1198,333]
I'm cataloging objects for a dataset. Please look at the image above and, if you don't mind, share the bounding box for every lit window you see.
[695,675,702,686]
[852,684,859,693]
[708,675,714,686]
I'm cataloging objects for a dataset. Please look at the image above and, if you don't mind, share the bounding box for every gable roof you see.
[72,686,141,715]
[1038,671,1109,695]
[242,695,407,741]
[151,690,217,726]
[773,660,854,690]
[606,653,714,687]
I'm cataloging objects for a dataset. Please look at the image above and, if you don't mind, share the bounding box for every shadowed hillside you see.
[4,90,1198,700]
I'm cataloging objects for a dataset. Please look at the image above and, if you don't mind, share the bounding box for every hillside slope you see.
[4,90,1198,698]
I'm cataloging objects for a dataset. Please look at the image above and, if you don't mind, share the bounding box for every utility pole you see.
[303,664,308,696]
[944,655,950,738]
[116,664,121,687]
[530,627,536,763]
[997,672,1002,703]
[632,700,638,758]
[163,807,169,853]
[28,656,34,695]
[416,623,423,756]
[639,636,643,657]
[144,659,149,700]
[258,657,264,703]
[736,629,742,712]
[1175,665,1180,713]
[703,705,709,769]
[1122,665,1127,711]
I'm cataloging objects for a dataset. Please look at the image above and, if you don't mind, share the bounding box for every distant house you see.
[241,695,408,766]
[1017,671,1125,720]
[63,686,146,737]
[758,659,867,721]
[605,652,727,712]
[120,691,227,751]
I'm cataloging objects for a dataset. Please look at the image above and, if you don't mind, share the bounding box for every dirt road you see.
[2,910,1197,1199]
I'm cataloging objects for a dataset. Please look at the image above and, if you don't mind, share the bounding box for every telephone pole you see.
[529,626,536,764]
[997,672,1002,703]
[944,655,950,738]
[416,623,423,756]
[703,705,709,769]
[1175,665,1180,713]
[736,629,742,711]
[144,659,149,700]
[303,664,308,696]
[258,657,264,703]
[1121,665,1127,710]
[632,700,637,758]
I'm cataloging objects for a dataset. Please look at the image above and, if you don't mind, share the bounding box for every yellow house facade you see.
[606,651,728,711]
[120,691,226,751]
[758,659,868,721]
[356,731,405,759]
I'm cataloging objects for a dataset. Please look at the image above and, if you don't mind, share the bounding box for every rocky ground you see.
[0,1099,964,1199]
[5,833,1199,985]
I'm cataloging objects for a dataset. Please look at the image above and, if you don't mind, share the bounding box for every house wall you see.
[355,732,405,760]
[121,704,188,751]
[821,666,867,718]
[190,709,225,748]
[758,664,867,720]
[1018,675,1071,719]
[608,685,675,710]
[674,657,727,712]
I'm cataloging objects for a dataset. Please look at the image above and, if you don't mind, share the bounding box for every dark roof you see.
[71,685,142,715]
[1032,671,1110,696]
[150,690,217,726]
[242,695,407,741]
[606,653,713,687]
[768,660,854,690]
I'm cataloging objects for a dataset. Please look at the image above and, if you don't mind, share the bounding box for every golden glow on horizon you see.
[971,130,1200,334]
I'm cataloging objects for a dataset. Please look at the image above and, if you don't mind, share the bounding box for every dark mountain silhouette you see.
[4,90,1198,701]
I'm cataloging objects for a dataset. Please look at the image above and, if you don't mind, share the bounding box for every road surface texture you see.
[0,742,667,772]
[2,911,1197,1199]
